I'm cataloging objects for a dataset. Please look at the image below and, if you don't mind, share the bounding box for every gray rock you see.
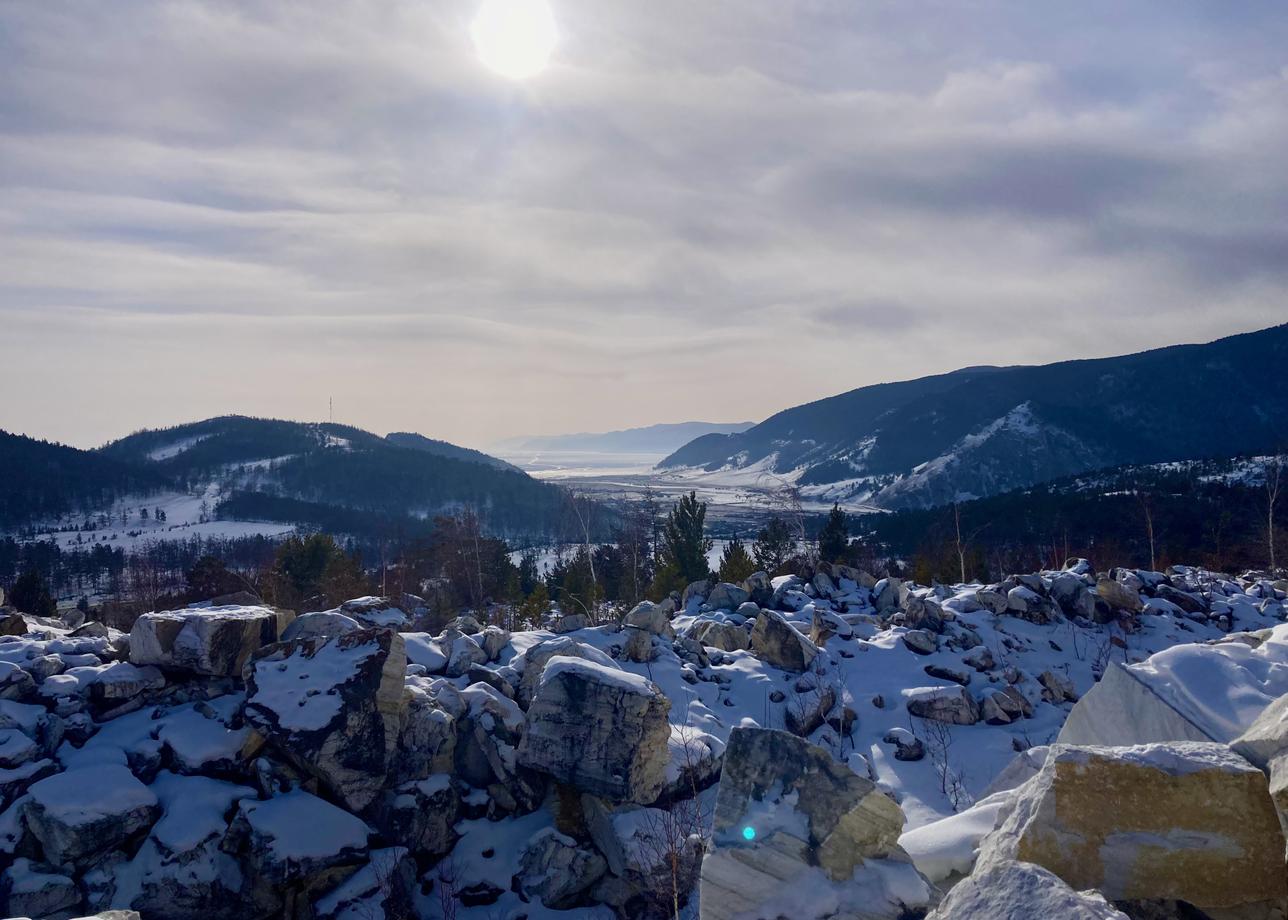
[707,582,751,612]
[518,827,607,909]
[24,765,160,868]
[925,859,1128,920]
[243,628,406,812]
[902,629,938,656]
[1049,572,1096,620]
[515,636,617,708]
[750,610,819,672]
[375,775,458,859]
[699,726,931,920]
[518,658,670,804]
[2,858,82,918]
[905,686,980,725]
[690,620,750,652]
[552,612,591,633]
[226,788,368,884]
[130,605,295,677]
[1096,576,1143,613]
[280,611,361,643]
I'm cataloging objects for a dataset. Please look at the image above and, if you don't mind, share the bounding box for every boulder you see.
[924,859,1128,920]
[699,726,931,920]
[518,827,607,909]
[130,606,295,677]
[552,612,591,633]
[515,636,617,708]
[882,727,925,762]
[980,687,1032,725]
[690,620,750,652]
[2,858,82,918]
[439,628,487,678]
[312,847,416,920]
[981,742,1288,917]
[743,572,773,607]
[280,611,361,643]
[226,788,368,884]
[376,775,458,859]
[1006,585,1059,624]
[974,586,1009,616]
[1097,577,1144,613]
[243,628,406,812]
[904,686,980,725]
[622,626,656,663]
[624,602,672,636]
[707,582,750,612]
[24,765,160,867]
[337,596,410,629]
[1049,573,1097,620]
[1060,631,1288,746]
[0,613,27,637]
[518,658,670,804]
[89,662,166,705]
[902,629,937,656]
[750,610,819,672]
[872,578,901,613]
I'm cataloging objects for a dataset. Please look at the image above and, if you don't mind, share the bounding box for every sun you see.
[471,0,557,81]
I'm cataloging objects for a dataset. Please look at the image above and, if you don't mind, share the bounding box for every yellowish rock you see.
[980,742,1288,919]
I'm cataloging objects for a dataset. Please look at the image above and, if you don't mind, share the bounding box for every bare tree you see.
[635,725,712,918]
[1136,489,1157,571]
[913,716,972,812]
[1265,454,1284,574]
[952,502,989,584]
[755,474,812,564]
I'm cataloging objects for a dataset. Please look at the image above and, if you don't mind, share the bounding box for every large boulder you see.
[24,765,160,868]
[1096,576,1144,613]
[904,686,980,725]
[517,827,607,909]
[690,620,750,652]
[981,742,1288,918]
[583,796,704,919]
[700,727,930,920]
[243,628,406,812]
[750,610,819,672]
[707,582,750,612]
[925,859,1128,920]
[518,658,670,804]
[280,611,361,643]
[226,789,368,884]
[130,605,295,677]
[1060,628,1288,746]
[514,636,617,708]
[1,858,83,918]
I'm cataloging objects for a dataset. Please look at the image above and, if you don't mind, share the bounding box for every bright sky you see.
[2,1,1286,449]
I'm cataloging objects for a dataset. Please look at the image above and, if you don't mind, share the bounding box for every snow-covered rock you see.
[279,610,361,643]
[700,726,932,920]
[1059,626,1288,746]
[519,657,670,804]
[226,788,368,883]
[24,765,160,868]
[980,742,1288,916]
[130,605,295,677]
[750,609,819,671]
[924,859,1127,919]
[243,628,406,811]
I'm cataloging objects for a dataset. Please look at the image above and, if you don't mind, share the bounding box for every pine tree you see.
[654,492,712,596]
[818,503,850,563]
[717,535,756,583]
[753,516,794,575]
[10,568,56,618]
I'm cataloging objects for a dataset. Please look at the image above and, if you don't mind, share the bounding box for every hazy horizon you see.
[4,1,1287,449]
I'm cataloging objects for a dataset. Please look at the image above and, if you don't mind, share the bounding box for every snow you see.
[147,434,211,461]
[1119,626,1288,742]
[148,771,255,852]
[1054,740,1260,776]
[248,635,381,732]
[899,790,1013,882]
[540,656,656,694]
[158,703,254,770]
[239,789,369,861]
[402,633,448,672]
[27,764,156,824]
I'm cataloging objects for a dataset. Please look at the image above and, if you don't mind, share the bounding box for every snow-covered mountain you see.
[659,324,1288,510]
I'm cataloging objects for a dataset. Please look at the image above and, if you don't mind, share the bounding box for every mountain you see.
[384,431,521,473]
[497,420,756,456]
[659,324,1288,509]
[0,414,573,543]
[0,430,168,528]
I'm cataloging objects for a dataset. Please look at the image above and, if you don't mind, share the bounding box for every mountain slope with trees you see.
[660,324,1288,509]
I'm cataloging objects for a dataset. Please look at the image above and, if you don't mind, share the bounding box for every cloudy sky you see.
[3,1,1286,450]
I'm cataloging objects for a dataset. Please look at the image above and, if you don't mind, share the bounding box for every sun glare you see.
[471,0,556,80]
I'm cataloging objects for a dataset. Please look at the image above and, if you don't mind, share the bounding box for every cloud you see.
[1,0,1287,448]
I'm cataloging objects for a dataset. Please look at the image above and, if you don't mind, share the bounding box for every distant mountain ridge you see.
[4,416,571,538]
[659,324,1288,509]
[497,420,756,456]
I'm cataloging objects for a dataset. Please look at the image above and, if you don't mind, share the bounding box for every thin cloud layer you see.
[2,1,1286,448]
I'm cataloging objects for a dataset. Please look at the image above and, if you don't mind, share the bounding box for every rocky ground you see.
[0,563,1286,919]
